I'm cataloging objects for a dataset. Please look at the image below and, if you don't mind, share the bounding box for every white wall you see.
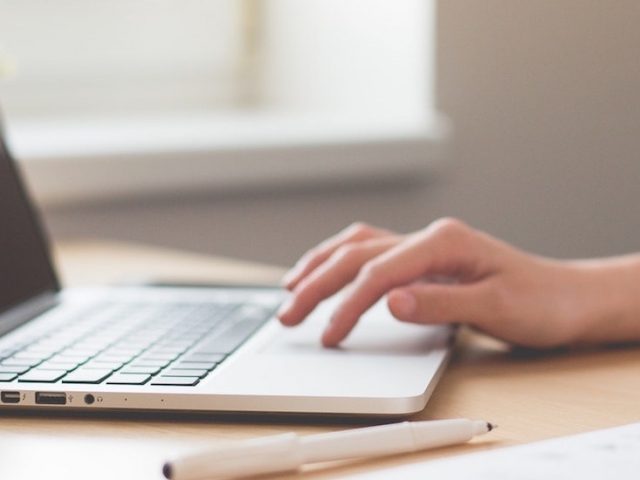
[431,0,640,258]
[43,0,640,268]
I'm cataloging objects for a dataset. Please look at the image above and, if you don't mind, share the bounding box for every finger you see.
[278,237,401,326]
[322,219,487,346]
[387,283,490,326]
[281,222,392,290]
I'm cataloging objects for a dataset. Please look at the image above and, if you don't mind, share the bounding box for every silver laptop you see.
[0,123,452,417]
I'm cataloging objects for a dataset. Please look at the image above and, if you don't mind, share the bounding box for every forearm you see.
[572,254,640,345]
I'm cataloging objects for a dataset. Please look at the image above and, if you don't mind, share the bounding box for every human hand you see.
[277,218,633,348]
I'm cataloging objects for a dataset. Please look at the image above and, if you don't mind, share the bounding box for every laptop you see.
[0,120,452,417]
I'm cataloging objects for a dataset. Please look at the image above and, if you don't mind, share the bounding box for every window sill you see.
[6,110,451,207]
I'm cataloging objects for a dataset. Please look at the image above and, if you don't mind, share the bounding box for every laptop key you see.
[0,349,17,360]
[106,373,151,385]
[12,352,51,361]
[82,361,124,370]
[170,362,218,371]
[18,369,67,383]
[0,372,18,382]
[130,359,171,368]
[150,376,200,386]
[150,345,191,354]
[79,363,119,373]
[61,369,112,384]
[57,351,93,359]
[0,365,31,374]
[37,361,79,372]
[144,343,179,351]
[93,354,136,363]
[236,304,273,322]
[2,357,43,367]
[50,354,91,364]
[136,352,178,362]
[101,346,142,354]
[180,353,226,364]
[194,319,264,354]
[121,365,162,375]
[62,348,98,357]
[162,369,208,378]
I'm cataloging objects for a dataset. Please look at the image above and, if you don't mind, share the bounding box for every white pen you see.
[162,418,496,480]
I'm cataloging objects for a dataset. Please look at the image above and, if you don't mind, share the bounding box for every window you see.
[0,1,447,205]
[0,0,243,116]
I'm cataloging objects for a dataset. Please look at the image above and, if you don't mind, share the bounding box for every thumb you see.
[387,283,489,327]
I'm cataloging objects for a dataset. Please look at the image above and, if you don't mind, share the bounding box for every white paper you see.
[0,434,198,480]
[345,422,640,479]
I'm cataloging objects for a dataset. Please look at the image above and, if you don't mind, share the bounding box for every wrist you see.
[570,255,640,345]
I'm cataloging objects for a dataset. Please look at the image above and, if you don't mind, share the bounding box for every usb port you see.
[35,392,67,405]
[1,391,20,404]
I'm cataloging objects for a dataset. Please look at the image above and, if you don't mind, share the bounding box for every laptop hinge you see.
[0,291,59,338]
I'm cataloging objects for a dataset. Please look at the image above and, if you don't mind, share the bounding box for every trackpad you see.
[261,296,453,357]
[211,295,452,401]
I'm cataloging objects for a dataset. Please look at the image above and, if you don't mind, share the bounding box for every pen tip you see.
[487,422,497,432]
[162,463,173,480]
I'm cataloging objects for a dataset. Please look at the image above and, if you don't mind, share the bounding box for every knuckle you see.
[430,216,467,234]
[428,217,471,243]
[300,247,321,263]
[347,221,374,237]
[358,262,377,279]
[333,244,361,263]
[358,261,386,287]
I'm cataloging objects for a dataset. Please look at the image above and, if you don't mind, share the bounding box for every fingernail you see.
[390,290,416,318]
[321,315,337,343]
[321,326,336,347]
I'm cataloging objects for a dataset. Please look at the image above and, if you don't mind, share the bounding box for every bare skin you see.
[277,218,640,349]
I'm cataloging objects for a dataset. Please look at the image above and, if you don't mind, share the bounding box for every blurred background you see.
[0,0,639,267]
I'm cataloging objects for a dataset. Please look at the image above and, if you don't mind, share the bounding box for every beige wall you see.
[44,1,640,268]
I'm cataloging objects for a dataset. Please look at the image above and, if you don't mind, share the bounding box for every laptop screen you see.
[0,130,59,315]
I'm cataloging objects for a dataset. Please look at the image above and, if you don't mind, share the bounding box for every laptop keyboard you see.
[0,299,276,387]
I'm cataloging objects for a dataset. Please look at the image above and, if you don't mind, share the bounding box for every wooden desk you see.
[2,240,640,479]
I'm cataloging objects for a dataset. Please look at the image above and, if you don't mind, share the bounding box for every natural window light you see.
[0,1,243,115]
[0,0,448,205]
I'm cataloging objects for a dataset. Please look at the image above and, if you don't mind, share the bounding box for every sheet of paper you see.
[0,434,198,480]
[346,422,640,479]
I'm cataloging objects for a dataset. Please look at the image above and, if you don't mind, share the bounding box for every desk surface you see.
[2,240,639,479]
